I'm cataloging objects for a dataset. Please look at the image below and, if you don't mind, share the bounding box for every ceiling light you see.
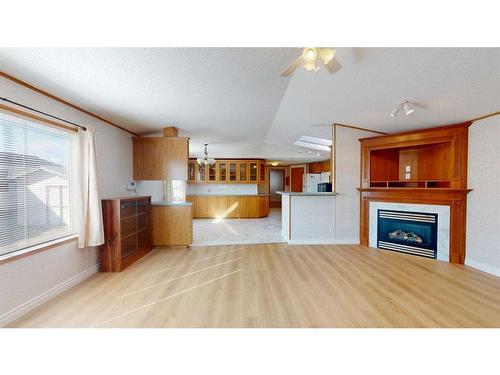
[403,100,415,115]
[303,48,317,62]
[298,149,303,153]
[196,144,216,167]
[390,107,399,118]
[390,99,416,117]
[281,47,341,76]
[271,162,279,166]
[316,153,320,156]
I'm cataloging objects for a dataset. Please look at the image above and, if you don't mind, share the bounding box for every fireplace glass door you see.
[377,209,438,259]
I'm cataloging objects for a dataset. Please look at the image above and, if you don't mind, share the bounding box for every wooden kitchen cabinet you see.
[188,160,197,182]
[239,162,248,182]
[259,161,266,182]
[133,137,189,180]
[249,162,258,182]
[188,158,266,183]
[207,163,217,182]
[217,161,227,182]
[187,195,269,218]
[228,162,238,182]
[151,204,193,247]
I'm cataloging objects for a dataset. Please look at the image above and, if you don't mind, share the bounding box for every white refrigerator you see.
[302,173,321,193]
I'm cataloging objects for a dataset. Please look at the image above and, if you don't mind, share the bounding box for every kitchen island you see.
[278,191,338,244]
[186,194,269,218]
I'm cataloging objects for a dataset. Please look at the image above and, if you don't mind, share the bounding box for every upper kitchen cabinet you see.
[259,161,266,183]
[249,162,258,182]
[188,159,266,183]
[133,136,189,180]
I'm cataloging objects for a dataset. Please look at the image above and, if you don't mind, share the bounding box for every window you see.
[0,112,74,257]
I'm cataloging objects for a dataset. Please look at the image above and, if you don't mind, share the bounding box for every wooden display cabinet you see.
[100,196,152,272]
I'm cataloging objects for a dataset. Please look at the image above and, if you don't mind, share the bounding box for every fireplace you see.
[377,209,438,259]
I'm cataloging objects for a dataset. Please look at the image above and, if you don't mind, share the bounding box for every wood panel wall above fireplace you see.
[359,122,471,190]
[358,122,473,264]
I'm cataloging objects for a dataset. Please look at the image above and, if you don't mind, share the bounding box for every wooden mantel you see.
[358,122,473,264]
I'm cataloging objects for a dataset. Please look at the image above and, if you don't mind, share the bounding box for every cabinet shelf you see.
[369,180,451,189]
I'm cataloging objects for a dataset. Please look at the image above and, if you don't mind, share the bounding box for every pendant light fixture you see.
[196,144,216,167]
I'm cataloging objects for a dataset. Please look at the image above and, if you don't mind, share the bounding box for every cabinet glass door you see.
[249,162,258,181]
[208,164,217,182]
[218,162,227,182]
[259,162,265,182]
[239,162,248,182]
[120,200,138,259]
[199,164,206,182]
[188,162,196,182]
[229,162,237,182]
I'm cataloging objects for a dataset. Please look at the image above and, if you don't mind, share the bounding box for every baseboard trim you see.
[0,263,100,327]
[464,259,500,278]
[287,239,360,245]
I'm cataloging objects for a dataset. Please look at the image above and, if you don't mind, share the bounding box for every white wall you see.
[334,126,375,243]
[466,117,500,277]
[0,75,135,326]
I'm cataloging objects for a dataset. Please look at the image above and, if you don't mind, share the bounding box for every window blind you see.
[0,112,72,257]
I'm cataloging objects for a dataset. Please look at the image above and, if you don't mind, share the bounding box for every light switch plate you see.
[405,165,411,172]
[405,173,411,180]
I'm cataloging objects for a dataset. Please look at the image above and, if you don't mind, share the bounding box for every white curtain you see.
[75,125,104,248]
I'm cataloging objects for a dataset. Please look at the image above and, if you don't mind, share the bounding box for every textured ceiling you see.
[1,47,499,163]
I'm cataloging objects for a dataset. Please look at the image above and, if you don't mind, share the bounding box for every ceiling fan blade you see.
[281,56,304,76]
[323,57,342,74]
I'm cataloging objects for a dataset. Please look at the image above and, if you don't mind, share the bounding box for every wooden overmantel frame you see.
[357,122,473,264]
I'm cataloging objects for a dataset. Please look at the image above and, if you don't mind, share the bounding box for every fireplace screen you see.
[377,209,438,259]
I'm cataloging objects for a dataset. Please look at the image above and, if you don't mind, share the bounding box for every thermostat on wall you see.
[126,180,137,191]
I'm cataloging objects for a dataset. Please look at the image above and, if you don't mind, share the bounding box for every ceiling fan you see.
[281,47,342,77]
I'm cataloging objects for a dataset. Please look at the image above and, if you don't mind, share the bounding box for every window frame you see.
[0,107,79,262]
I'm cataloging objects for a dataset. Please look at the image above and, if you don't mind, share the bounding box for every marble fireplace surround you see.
[369,201,451,262]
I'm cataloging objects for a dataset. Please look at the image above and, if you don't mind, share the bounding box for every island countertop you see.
[187,193,270,197]
[277,191,337,196]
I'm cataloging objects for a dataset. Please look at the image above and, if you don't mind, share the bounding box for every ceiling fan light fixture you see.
[303,61,318,72]
[319,48,335,64]
[303,48,317,62]
[281,47,341,76]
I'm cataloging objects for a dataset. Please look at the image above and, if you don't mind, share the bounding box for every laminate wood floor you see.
[8,244,500,328]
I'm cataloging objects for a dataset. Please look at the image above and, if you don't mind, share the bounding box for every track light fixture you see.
[390,100,415,118]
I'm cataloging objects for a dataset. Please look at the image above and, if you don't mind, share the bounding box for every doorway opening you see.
[269,169,285,208]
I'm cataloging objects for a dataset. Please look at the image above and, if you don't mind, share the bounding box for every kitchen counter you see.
[152,201,192,206]
[187,194,269,197]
